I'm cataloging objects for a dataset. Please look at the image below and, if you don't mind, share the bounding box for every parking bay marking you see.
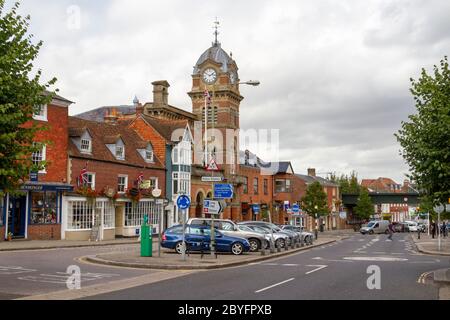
[18,272,120,284]
[255,278,295,293]
[0,266,37,275]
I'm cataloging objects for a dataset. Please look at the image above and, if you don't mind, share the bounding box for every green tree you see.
[354,188,374,220]
[0,1,56,195]
[395,57,450,210]
[301,181,329,222]
[330,171,361,194]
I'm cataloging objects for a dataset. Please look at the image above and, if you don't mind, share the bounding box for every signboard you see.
[339,211,347,219]
[292,204,300,214]
[30,172,39,182]
[214,184,234,199]
[176,195,191,210]
[140,180,152,190]
[152,188,162,198]
[201,176,223,182]
[252,204,261,214]
[206,158,219,171]
[204,200,224,215]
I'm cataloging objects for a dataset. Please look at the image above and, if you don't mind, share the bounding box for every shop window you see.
[66,200,113,230]
[30,191,58,224]
[124,201,161,228]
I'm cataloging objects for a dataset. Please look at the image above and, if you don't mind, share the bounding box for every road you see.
[0,233,447,300]
[81,233,449,300]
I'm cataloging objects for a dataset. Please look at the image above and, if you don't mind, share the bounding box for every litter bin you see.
[141,215,152,257]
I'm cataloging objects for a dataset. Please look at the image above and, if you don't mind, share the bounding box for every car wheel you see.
[276,238,285,248]
[175,241,185,254]
[231,242,244,255]
[248,239,260,252]
[308,236,313,245]
[369,230,374,235]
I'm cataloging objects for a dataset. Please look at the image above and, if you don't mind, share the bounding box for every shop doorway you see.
[8,196,27,238]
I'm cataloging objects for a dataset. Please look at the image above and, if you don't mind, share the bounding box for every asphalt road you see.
[0,244,154,299]
[81,233,449,300]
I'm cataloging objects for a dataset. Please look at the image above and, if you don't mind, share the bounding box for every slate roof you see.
[194,43,235,74]
[68,117,164,169]
[75,105,136,122]
[295,174,339,187]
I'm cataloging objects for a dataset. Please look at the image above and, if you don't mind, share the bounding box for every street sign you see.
[201,176,223,182]
[292,204,300,214]
[214,184,234,199]
[252,204,261,214]
[176,195,191,210]
[206,158,219,171]
[203,200,224,215]
[30,172,38,182]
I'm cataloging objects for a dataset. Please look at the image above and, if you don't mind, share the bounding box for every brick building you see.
[1,94,74,241]
[64,117,166,240]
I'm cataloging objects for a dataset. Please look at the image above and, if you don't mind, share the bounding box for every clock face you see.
[202,68,217,84]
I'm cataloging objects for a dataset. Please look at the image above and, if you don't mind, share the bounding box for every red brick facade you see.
[0,226,4,241]
[27,224,61,240]
[129,117,167,163]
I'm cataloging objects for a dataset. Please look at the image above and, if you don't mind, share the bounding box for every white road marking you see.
[255,278,295,293]
[305,265,328,274]
[282,264,299,267]
[417,271,433,284]
[344,256,408,262]
[0,266,37,275]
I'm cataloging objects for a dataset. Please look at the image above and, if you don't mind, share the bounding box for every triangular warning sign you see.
[206,158,220,171]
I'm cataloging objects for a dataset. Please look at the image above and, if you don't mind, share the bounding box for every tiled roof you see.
[140,115,190,142]
[295,174,339,187]
[68,117,164,169]
[75,106,136,122]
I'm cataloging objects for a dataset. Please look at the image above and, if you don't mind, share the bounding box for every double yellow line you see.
[417,271,433,284]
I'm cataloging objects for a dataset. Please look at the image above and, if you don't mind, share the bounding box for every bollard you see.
[277,241,282,252]
[418,230,421,240]
[285,240,289,251]
[270,239,275,254]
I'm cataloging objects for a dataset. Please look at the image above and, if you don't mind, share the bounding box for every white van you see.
[360,220,390,235]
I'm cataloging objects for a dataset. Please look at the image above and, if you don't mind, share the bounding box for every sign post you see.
[176,195,191,261]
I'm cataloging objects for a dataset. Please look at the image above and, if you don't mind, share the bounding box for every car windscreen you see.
[367,222,375,228]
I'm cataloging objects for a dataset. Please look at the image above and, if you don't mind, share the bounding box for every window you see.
[264,179,268,195]
[125,201,162,227]
[31,144,46,173]
[275,179,292,193]
[87,173,95,190]
[67,200,114,230]
[172,173,190,196]
[80,139,92,153]
[173,173,179,195]
[146,149,154,162]
[243,177,248,194]
[202,106,218,124]
[118,175,128,193]
[149,177,158,190]
[116,145,125,159]
[30,191,58,224]
[33,105,47,121]
[253,178,259,195]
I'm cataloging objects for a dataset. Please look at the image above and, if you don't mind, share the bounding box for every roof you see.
[295,174,339,187]
[140,115,190,142]
[68,117,164,169]
[193,43,234,74]
[44,91,74,105]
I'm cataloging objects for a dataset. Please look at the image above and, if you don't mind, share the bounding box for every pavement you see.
[410,233,450,256]
[84,237,340,270]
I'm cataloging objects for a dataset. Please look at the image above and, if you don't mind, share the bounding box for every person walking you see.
[387,221,395,241]
[431,221,436,239]
[442,222,448,238]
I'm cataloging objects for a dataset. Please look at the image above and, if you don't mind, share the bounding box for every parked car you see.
[186,218,267,252]
[161,225,251,255]
[404,221,419,232]
[237,224,288,249]
[238,221,298,246]
[393,222,407,233]
[360,220,390,235]
[278,225,314,245]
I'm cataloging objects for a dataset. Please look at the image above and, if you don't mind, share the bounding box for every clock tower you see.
[188,36,244,175]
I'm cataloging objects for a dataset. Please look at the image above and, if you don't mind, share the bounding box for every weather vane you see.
[213,17,220,46]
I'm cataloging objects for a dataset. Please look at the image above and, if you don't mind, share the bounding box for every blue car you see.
[161,225,251,255]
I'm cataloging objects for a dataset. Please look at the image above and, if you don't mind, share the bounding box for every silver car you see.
[186,218,268,252]
[238,221,296,247]
[279,225,314,245]
[237,224,289,249]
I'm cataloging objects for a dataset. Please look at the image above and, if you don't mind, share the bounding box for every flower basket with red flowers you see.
[77,186,98,204]
[126,188,141,205]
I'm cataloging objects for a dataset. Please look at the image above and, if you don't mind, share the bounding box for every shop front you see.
[2,183,73,240]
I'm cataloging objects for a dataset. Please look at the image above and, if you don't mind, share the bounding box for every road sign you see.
[252,204,261,214]
[206,158,219,171]
[214,184,234,199]
[176,195,191,210]
[201,176,223,182]
[292,204,300,214]
[203,200,224,215]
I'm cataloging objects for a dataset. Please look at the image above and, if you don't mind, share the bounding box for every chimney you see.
[152,80,170,108]
[307,168,316,177]
[104,108,119,124]
[403,179,410,191]
[133,96,144,116]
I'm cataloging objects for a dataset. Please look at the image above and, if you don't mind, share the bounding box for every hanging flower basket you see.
[7,232,13,241]
[77,186,98,204]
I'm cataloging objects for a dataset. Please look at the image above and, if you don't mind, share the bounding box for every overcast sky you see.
[12,0,450,183]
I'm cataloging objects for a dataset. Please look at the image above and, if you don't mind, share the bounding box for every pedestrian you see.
[387,221,395,241]
[431,221,436,239]
[442,222,447,238]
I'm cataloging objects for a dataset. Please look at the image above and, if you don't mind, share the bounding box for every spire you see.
[133,95,139,105]
[213,17,220,46]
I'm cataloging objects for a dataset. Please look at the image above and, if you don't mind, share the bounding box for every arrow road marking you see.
[305,265,328,275]
[255,278,295,293]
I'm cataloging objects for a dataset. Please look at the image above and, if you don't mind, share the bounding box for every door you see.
[8,196,27,238]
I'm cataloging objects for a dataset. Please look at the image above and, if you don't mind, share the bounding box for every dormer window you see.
[33,105,48,122]
[80,139,92,153]
[145,149,154,162]
[116,145,125,160]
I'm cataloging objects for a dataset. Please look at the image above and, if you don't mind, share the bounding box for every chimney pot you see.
[308,168,316,177]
